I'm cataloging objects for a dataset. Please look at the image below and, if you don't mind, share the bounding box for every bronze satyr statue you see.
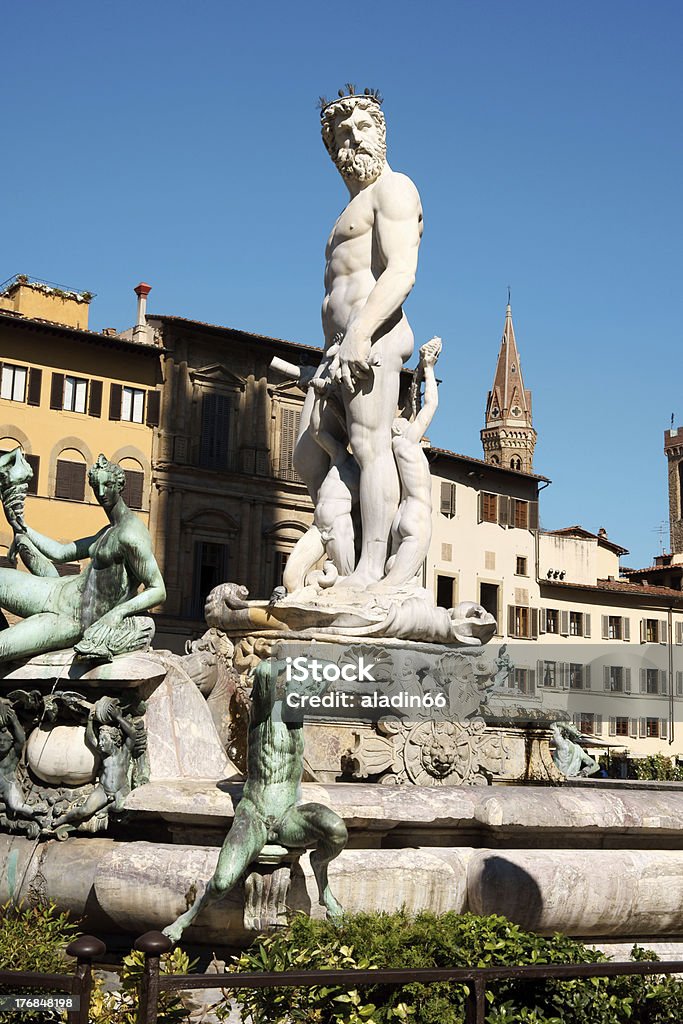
[163,653,347,942]
[0,451,165,663]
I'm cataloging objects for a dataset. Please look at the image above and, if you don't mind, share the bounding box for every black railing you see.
[0,935,105,1024]
[5,929,683,1024]
[133,931,683,1024]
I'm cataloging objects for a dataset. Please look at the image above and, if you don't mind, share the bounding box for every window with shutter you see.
[63,376,88,413]
[661,719,669,740]
[660,670,668,695]
[88,380,103,417]
[122,470,144,509]
[278,406,301,480]
[481,492,498,523]
[660,620,668,644]
[677,672,683,696]
[439,481,456,518]
[560,610,569,636]
[55,460,86,501]
[677,622,683,645]
[27,368,42,406]
[623,617,631,641]
[0,363,27,402]
[513,500,529,529]
[528,501,539,530]
[109,383,122,420]
[624,667,631,692]
[146,389,161,427]
[122,386,145,423]
[50,373,65,410]
[200,392,232,470]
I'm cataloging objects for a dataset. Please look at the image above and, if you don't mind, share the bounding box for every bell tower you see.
[481,303,536,473]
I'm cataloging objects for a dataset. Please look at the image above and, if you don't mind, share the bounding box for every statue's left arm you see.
[333,174,422,388]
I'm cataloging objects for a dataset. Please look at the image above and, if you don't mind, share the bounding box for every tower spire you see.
[480,300,537,472]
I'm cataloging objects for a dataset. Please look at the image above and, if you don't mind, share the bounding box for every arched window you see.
[119,457,145,510]
[510,456,522,471]
[490,454,500,465]
[55,448,87,501]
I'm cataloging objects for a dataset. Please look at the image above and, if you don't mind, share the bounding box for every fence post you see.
[65,934,107,1024]
[135,931,173,1024]
[463,975,486,1024]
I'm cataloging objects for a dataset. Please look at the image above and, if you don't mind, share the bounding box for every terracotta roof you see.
[428,445,550,483]
[542,577,683,601]
[148,313,323,354]
[624,563,682,576]
[544,525,629,556]
[0,310,162,354]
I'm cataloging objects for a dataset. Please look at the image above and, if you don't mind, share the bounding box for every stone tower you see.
[664,426,683,558]
[481,303,536,472]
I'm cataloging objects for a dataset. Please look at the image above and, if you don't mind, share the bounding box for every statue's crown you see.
[319,84,383,116]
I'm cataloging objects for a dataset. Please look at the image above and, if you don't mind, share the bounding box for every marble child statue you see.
[163,651,347,942]
[382,335,441,588]
[292,87,423,589]
[0,451,166,663]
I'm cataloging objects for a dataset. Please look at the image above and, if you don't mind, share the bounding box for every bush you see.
[224,910,683,1024]
[631,754,683,781]
[0,901,194,1024]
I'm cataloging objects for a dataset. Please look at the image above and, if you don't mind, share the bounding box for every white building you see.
[426,305,683,759]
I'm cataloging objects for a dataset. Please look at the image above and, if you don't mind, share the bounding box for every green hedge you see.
[224,910,683,1024]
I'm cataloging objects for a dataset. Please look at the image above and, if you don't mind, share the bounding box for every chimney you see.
[133,282,152,344]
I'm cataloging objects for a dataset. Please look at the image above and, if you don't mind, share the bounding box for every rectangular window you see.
[514,606,529,638]
[514,500,529,529]
[278,406,301,480]
[545,608,558,634]
[646,668,659,695]
[514,668,530,693]
[569,663,583,690]
[63,375,88,414]
[646,717,660,738]
[610,666,623,692]
[615,717,629,737]
[542,661,556,688]
[482,492,498,523]
[0,363,27,402]
[569,612,583,637]
[440,481,456,518]
[191,541,229,618]
[200,392,232,470]
[479,582,499,623]
[122,386,145,423]
[516,556,528,576]
[580,713,595,735]
[608,616,622,640]
[645,619,659,643]
[436,574,456,608]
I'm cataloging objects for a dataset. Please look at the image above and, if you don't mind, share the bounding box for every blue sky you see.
[2,0,681,568]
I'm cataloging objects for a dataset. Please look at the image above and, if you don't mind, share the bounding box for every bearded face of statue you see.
[324,101,387,184]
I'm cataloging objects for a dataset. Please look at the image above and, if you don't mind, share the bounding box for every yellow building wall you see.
[0,284,90,330]
[0,325,158,556]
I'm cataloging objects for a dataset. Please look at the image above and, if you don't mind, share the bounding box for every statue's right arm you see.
[406,362,438,442]
[24,527,100,563]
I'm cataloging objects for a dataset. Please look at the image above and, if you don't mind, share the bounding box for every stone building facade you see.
[146,314,319,649]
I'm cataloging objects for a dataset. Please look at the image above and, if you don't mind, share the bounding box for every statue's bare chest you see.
[89,528,122,569]
[327,193,375,254]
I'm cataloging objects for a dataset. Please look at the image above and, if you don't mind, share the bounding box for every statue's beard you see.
[335,142,386,182]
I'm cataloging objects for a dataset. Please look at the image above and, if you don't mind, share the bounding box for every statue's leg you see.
[0,569,64,619]
[340,322,413,586]
[163,802,267,943]
[279,803,347,917]
[0,611,80,663]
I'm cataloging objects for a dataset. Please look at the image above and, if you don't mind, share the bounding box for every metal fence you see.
[5,930,683,1024]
